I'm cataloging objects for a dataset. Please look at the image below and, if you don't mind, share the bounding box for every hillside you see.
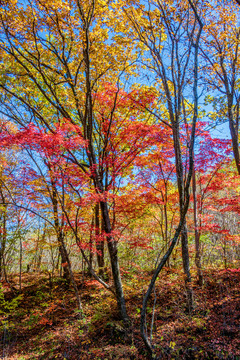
[1,268,239,359]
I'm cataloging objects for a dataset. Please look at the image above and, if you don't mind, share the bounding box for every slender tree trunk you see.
[57,229,83,312]
[36,230,44,271]
[88,215,94,277]
[56,251,60,273]
[19,236,22,291]
[141,215,189,356]
[0,189,7,281]
[192,164,203,285]
[95,204,105,277]
[0,252,2,280]
[173,123,194,311]
[0,230,3,280]
[228,105,240,175]
[223,240,228,269]
[58,239,71,284]
[100,201,128,323]
[181,221,194,312]
[163,200,170,267]
[50,180,83,312]
[219,35,240,175]
[2,207,7,283]
[51,182,71,283]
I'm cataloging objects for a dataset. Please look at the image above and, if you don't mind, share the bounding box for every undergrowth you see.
[0,268,239,359]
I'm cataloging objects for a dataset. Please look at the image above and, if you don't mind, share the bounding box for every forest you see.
[0,0,239,359]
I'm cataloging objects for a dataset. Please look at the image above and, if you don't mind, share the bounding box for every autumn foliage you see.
[0,0,239,358]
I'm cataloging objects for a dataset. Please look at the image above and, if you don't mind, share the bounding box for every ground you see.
[0,267,239,359]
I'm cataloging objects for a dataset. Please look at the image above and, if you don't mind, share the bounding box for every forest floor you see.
[0,267,239,359]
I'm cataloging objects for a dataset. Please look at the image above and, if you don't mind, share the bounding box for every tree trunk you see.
[220,42,240,175]
[0,189,7,281]
[88,214,94,277]
[141,215,189,356]
[172,122,194,312]
[228,106,240,175]
[50,178,82,312]
[58,239,71,284]
[95,204,105,277]
[50,180,71,284]
[100,201,128,323]
[181,221,194,312]
[192,165,203,285]
[19,236,22,291]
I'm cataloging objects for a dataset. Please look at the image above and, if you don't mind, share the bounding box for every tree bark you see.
[228,104,240,175]
[192,164,203,285]
[100,200,128,323]
[88,214,94,277]
[95,203,105,277]
[51,180,71,283]
[172,122,194,311]
[0,193,7,282]
[181,221,194,311]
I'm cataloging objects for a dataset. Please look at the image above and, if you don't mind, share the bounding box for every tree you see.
[0,1,238,350]
[201,0,240,174]
[122,0,203,354]
[191,122,232,283]
[193,160,240,269]
[0,142,33,284]
[0,0,135,322]
[134,122,179,266]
